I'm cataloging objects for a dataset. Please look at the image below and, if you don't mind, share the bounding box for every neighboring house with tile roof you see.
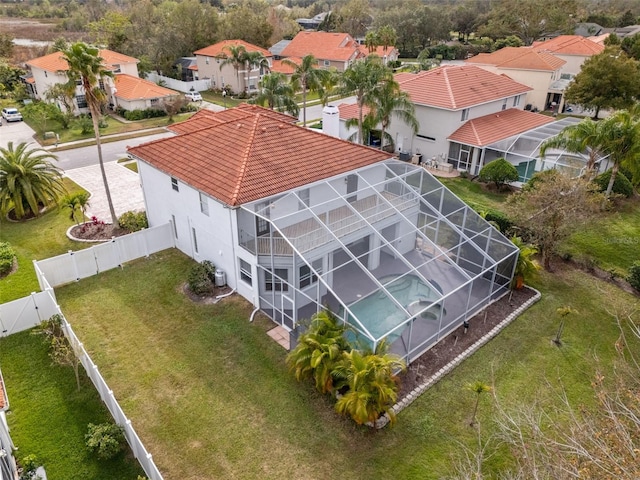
[193,40,273,94]
[112,74,180,112]
[127,105,518,361]
[279,31,396,72]
[465,47,566,111]
[25,49,180,115]
[0,368,18,480]
[533,35,604,77]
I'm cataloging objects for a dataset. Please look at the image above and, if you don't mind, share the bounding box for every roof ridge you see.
[230,114,261,205]
[443,68,456,109]
[469,118,481,145]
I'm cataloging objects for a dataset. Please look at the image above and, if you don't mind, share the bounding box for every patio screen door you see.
[281,295,295,331]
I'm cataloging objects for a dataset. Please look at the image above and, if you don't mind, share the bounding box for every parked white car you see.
[2,107,23,122]
[185,92,202,102]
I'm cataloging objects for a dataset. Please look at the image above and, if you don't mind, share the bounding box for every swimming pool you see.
[343,273,444,342]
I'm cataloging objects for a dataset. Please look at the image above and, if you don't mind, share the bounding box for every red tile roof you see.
[129,107,391,206]
[114,74,177,100]
[533,35,604,56]
[27,49,138,73]
[447,108,554,147]
[168,104,297,134]
[270,59,298,75]
[397,65,531,110]
[194,40,272,58]
[465,47,566,71]
[337,102,371,120]
[281,32,364,62]
[356,44,397,58]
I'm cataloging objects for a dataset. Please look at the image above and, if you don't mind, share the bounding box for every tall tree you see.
[62,42,118,225]
[368,78,418,151]
[337,0,372,38]
[252,72,299,116]
[0,142,65,220]
[221,3,273,48]
[477,0,578,45]
[600,109,640,197]
[565,46,640,119]
[243,50,270,92]
[284,54,330,126]
[339,56,393,145]
[220,44,248,94]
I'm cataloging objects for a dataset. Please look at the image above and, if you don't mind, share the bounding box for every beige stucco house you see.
[193,40,273,95]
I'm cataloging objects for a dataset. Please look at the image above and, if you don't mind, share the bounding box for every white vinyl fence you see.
[34,223,175,288]
[145,72,212,94]
[1,223,175,479]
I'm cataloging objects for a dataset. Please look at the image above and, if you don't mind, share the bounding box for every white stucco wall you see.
[138,161,246,298]
[195,55,272,93]
[553,54,588,76]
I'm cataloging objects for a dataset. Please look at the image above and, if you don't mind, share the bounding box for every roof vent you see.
[236,123,242,129]
[261,127,267,133]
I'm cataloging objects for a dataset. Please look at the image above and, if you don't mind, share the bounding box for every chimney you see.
[322,105,340,138]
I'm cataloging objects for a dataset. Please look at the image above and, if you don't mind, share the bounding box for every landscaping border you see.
[374,287,542,429]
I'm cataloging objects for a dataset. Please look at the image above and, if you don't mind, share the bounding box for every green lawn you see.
[200,91,243,108]
[0,178,91,303]
[54,248,637,480]
[0,331,144,479]
[439,177,509,211]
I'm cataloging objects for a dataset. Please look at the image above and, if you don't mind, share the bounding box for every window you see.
[76,95,88,109]
[171,177,179,192]
[265,268,288,292]
[44,71,48,78]
[199,192,209,215]
[99,80,105,90]
[192,227,198,253]
[171,214,178,238]
[323,59,330,67]
[461,108,469,121]
[150,98,159,106]
[502,99,507,111]
[206,57,210,65]
[513,95,521,107]
[239,259,252,285]
[299,259,322,288]
[113,64,121,73]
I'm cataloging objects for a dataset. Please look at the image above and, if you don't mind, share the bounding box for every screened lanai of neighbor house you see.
[481,117,613,183]
[238,160,519,363]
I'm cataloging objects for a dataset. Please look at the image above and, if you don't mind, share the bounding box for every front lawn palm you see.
[0,141,66,219]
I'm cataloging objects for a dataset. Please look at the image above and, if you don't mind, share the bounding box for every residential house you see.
[279,31,397,72]
[465,47,566,111]
[533,35,604,80]
[296,11,330,30]
[0,369,18,480]
[128,105,517,363]
[25,49,178,114]
[193,40,273,94]
[112,74,179,112]
[174,57,199,82]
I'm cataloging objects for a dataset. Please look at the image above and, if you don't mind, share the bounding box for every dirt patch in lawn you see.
[397,287,537,399]
[68,223,129,242]
[181,283,234,304]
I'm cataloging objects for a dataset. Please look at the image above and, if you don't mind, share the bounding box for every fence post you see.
[69,250,80,281]
[142,228,150,258]
[33,260,45,291]
[112,237,123,269]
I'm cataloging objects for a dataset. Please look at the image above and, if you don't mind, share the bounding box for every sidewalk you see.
[46,126,169,152]
[64,162,145,221]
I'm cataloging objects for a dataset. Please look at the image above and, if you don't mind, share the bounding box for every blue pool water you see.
[344,274,444,341]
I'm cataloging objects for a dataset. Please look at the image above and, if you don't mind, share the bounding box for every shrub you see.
[201,260,216,283]
[85,422,125,460]
[18,454,39,480]
[187,262,214,295]
[592,170,634,198]
[628,262,640,291]
[74,115,93,134]
[117,211,148,232]
[478,158,519,189]
[0,241,16,276]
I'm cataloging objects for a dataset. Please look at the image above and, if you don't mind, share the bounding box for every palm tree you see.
[601,109,640,197]
[284,54,330,126]
[286,310,351,395]
[466,381,492,427]
[539,118,609,179]
[220,44,248,94]
[367,78,418,151]
[243,50,270,93]
[61,191,90,225]
[553,305,577,346]
[339,56,393,145]
[0,142,66,219]
[252,73,299,116]
[62,42,117,225]
[334,341,406,426]
[511,236,540,289]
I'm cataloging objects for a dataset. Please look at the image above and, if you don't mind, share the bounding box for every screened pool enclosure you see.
[237,160,519,363]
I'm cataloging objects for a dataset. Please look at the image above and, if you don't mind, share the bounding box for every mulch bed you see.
[397,287,537,398]
[181,283,234,304]
[68,222,129,241]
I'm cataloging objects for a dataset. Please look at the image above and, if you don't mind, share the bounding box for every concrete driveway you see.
[63,162,145,222]
[0,119,37,149]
